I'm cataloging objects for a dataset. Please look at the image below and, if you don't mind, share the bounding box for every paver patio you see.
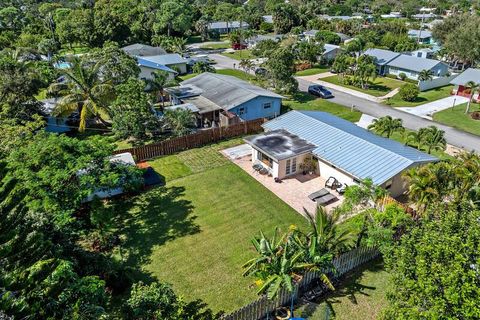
[222,147,344,216]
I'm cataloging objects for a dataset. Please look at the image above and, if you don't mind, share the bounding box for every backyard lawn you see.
[433,102,480,136]
[322,75,404,97]
[111,139,308,312]
[283,92,362,122]
[295,66,330,76]
[295,258,389,320]
[386,85,454,107]
[221,49,256,60]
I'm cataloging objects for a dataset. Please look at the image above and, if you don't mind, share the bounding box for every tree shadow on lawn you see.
[300,258,384,319]
[112,185,200,281]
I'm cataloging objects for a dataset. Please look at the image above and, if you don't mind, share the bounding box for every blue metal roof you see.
[263,111,438,184]
[364,48,401,66]
[137,57,177,73]
[138,53,186,66]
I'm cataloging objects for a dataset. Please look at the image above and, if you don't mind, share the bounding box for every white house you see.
[137,53,188,80]
[244,111,438,197]
[208,21,249,34]
[386,54,449,80]
[322,44,342,62]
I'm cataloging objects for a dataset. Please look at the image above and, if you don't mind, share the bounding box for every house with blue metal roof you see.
[137,54,188,80]
[244,110,437,197]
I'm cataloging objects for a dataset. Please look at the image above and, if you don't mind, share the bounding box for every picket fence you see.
[113,119,265,162]
[221,246,380,320]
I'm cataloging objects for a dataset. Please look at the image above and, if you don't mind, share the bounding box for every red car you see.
[231,42,248,50]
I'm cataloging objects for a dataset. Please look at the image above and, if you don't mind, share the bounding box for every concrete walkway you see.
[396,95,469,120]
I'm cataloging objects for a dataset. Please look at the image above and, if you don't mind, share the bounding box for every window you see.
[258,152,273,168]
[292,157,297,173]
[286,159,291,175]
[239,107,246,115]
[385,179,393,189]
[263,102,272,109]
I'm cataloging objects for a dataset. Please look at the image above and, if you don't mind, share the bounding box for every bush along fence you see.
[114,119,265,162]
[221,246,380,320]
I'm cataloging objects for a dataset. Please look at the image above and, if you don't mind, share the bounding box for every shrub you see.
[398,72,407,81]
[471,111,480,120]
[399,83,420,102]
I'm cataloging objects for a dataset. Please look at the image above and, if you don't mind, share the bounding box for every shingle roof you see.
[181,73,283,110]
[263,111,437,184]
[387,54,444,72]
[450,68,480,86]
[364,48,400,66]
[324,44,340,54]
[408,29,433,39]
[138,54,187,66]
[122,43,166,56]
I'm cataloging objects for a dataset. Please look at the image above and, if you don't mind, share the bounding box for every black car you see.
[308,85,334,99]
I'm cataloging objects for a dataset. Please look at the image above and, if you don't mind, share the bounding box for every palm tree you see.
[146,70,177,107]
[170,37,187,54]
[423,126,446,154]
[163,109,196,136]
[242,229,310,299]
[48,57,114,132]
[405,127,429,150]
[239,58,254,75]
[464,81,479,114]
[418,69,434,81]
[368,116,404,138]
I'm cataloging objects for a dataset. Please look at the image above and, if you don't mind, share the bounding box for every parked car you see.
[232,42,248,50]
[308,85,334,98]
[254,67,268,77]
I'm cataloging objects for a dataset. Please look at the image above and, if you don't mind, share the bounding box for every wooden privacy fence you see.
[221,246,380,320]
[378,195,416,216]
[113,119,265,162]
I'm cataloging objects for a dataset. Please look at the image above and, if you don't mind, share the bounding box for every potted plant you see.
[300,156,317,175]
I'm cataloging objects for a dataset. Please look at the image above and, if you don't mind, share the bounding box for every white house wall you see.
[139,66,175,81]
[317,159,356,186]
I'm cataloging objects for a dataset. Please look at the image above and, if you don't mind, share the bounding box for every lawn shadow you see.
[300,258,385,318]
[112,185,199,281]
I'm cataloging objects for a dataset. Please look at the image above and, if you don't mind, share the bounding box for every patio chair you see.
[325,176,339,189]
[259,167,269,175]
[308,188,330,201]
[337,183,348,194]
[315,193,338,205]
[252,163,262,173]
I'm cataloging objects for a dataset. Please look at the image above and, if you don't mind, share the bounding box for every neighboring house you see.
[412,13,436,20]
[387,54,449,80]
[244,110,437,197]
[335,32,351,43]
[408,29,433,44]
[208,21,249,34]
[166,72,283,127]
[363,48,401,75]
[41,98,71,133]
[450,68,480,101]
[381,11,403,18]
[410,48,434,59]
[137,53,188,80]
[322,44,342,62]
[246,34,283,48]
[302,29,318,42]
[122,43,167,57]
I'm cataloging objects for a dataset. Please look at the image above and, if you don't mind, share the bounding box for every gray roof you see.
[181,95,222,114]
[244,129,316,161]
[164,103,200,113]
[263,15,273,23]
[248,34,283,43]
[363,48,400,66]
[450,68,480,86]
[303,29,319,36]
[408,29,432,39]
[122,43,166,56]
[387,54,444,72]
[139,54,187,66]
[208,21,249,29]
[324,44,340,55]
[263,111,437,184]
[412,13,436,19]
[181,73,283,110]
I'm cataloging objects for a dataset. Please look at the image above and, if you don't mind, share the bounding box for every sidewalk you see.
[395,95,469,120]
[297,74,397,103]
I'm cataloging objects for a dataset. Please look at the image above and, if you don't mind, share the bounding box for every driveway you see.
[396,96,469,119]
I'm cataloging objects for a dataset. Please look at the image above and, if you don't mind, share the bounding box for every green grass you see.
[295,258,389,320]
[186,35,203,44]
[220,49,255,60]
[322,76,404,97]
[179,69,255,82]
[282,92,362,122]
[200,42,230,50]
[433,102,480,136]
[111,139,307,312]
[386,85,454,107]
[295,66,330,76]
